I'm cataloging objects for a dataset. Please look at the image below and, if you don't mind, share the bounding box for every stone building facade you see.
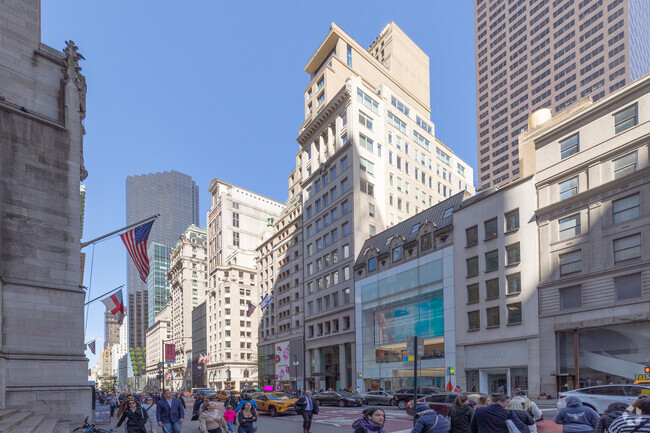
[0,0,90,419]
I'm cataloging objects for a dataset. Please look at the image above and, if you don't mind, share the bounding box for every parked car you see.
[250,392,298,417]
[406,392,487,417]
[361,390,397,406]
[558,385,650,414]
[314,391,364,407]
[394,387,446,410]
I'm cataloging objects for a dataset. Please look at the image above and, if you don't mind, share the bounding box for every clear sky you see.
[40,0,477,369]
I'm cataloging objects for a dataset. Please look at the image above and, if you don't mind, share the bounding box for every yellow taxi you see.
[215,390,239,401]
[634,373,650,387]
[251,392,298,417]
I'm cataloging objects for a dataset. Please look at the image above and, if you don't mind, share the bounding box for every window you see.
[559,176,579,200]
[505,209,519,232]
[559,214,581,240]
[506,243,521,265]
[466,226,478,246]
[360,179,375,196]
[343,244,350,258]
[317,92,324,106]
[457,163,466,176]
[359,111,373,130]
[615,273,642,301]
[443,207,453,219]
[411,223,421,233]
[232,212,239,227]
[560,286,582,310]
[315,199,321,212]
[342,200,349,215]
[468,311,480,330]
[306,206,312,219]
[613,152,637,179]
[357,89,379,113]
[360,157,375,175]
[486,278,499,299]
[317,76,324,90]
[560,250,582,275]
[392,247,402,262]
[413,131,430,151]
[613,234,641,263]
[486,306,500,327]
[391,96,409,116]
[369,204,375,217]
[507,302,522,324]
[485,250,499,271]
[614,104,637,134]
[467,284,479,303]
[342,222,350,236]
[484,218,498,240]
[436,148,451,165]
[467,256,479,277]
[347,44,352,67]
[560,133,579,159]
[233,232,240,247]
[506,273,521,295]
[369,225,376,236]
[341,178,350,193]
[613,194,640,223]
[341,156,348,171]
[387,112,407,133]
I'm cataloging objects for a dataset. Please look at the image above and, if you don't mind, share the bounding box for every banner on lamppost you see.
[164,344,176,363]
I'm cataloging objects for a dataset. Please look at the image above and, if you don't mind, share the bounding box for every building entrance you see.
[488,373,507,393]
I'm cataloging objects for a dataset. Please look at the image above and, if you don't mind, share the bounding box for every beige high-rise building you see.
[167,225,208,392]
[475,0,650,189]
[105,310,120,349]
[206,179,284,389]
[145,304,171,390]
[257,170,305,390]
[294,22,474,391]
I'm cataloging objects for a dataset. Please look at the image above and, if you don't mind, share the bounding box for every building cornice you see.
[297,85,351,146]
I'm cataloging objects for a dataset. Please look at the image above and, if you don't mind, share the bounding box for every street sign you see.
[406,336,424,357]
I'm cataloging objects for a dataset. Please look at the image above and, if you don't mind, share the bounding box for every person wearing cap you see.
[411,405,449,433]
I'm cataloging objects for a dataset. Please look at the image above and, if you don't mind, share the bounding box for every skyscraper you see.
[475,0,650,188]
[126,170,199,350]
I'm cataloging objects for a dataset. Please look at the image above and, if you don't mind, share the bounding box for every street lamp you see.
[290,354,300,392]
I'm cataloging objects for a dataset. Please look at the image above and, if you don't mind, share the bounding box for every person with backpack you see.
[595,402,628,433]
[554,396,599,433]
[412,405,449,433]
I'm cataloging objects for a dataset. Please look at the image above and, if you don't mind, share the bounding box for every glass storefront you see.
[557,322,650,390]
[465,368,528,394]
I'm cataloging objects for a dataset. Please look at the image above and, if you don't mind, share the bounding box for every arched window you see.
[243,370,249,378]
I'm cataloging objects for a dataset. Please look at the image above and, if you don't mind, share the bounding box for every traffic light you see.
[645,366,650,373]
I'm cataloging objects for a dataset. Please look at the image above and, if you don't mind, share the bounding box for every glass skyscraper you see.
[125,170,199,350]
[147,242,172,327]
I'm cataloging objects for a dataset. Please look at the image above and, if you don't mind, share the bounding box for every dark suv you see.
[394,387,445,410]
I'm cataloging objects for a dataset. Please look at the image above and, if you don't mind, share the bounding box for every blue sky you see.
[41,1,477,368]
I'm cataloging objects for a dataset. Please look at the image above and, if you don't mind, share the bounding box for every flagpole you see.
[84,284,124,306]
[81,214,159,248]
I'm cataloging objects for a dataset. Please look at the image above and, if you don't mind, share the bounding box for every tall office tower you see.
[147,242,172,327]
[257,167,304,391]
[296,22,474,391]
[475,0,650,189]
[105,310,120,349]
[206,179,284,390]
[168,225,208,392]
[126,170,199,350]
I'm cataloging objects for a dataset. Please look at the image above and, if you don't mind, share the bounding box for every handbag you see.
[506,412,522,433]
[423,414,440,433]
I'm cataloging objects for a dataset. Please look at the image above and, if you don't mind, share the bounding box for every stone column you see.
[304,349,311,391]
[313,348,321,390]
[327,124,335,155]
[339,343,347,389]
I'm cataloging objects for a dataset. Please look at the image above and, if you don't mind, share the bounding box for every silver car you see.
[361,390,397,406]
[557,384,650,414]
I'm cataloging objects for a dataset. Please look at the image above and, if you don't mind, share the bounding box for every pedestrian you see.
[116,400,148,433]
[198,402,227,433]
[234,394,257,413]
[511,391,543,429]
[627,396,650,415]
[595,402,628,433]
[108,393,119,417]
[199,395,212,412]
[118,394,137,430]
[224,394,239,413]
[356,386,361,395]
[509,400,535,431]
[475,396,491,408]
[156,389,185,433]
[142,397,159,433]
[295,390,319,433]
[352,407,386,433]
[192,395,207,421]
[236,402,257,433]
[223,406,236,433]
[411,405,449,433]
[498,385,505,394]
[470,394,529,433]
[554,396,599,433]
[608,398,650,433]
[174,394,186,410]
[448,395,473,433]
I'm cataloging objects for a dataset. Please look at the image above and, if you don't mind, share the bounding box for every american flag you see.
[121,220,154,283]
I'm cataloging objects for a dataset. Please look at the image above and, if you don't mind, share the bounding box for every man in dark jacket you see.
[554,396,599,433]
[471,394,529,433]
[595,402,628,433]
[294,390,319,433]
[413,405,449,433]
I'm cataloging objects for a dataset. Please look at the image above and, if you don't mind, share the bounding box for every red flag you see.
[446,380,453,391]
[102,290,125,323]
[121,220,154,283]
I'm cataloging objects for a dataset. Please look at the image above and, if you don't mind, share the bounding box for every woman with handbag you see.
[412,405,449,433]
[198,402,228,433]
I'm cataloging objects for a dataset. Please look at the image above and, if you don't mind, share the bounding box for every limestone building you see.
[206,179,284,389]
[353,192,469,395]
[295,22,474,391]
[145,304,171,391]
[475,0,650,188]
[452,178,540,394]
[519,74,650,394]
[167,225,208,392]
[0,0,90,419]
